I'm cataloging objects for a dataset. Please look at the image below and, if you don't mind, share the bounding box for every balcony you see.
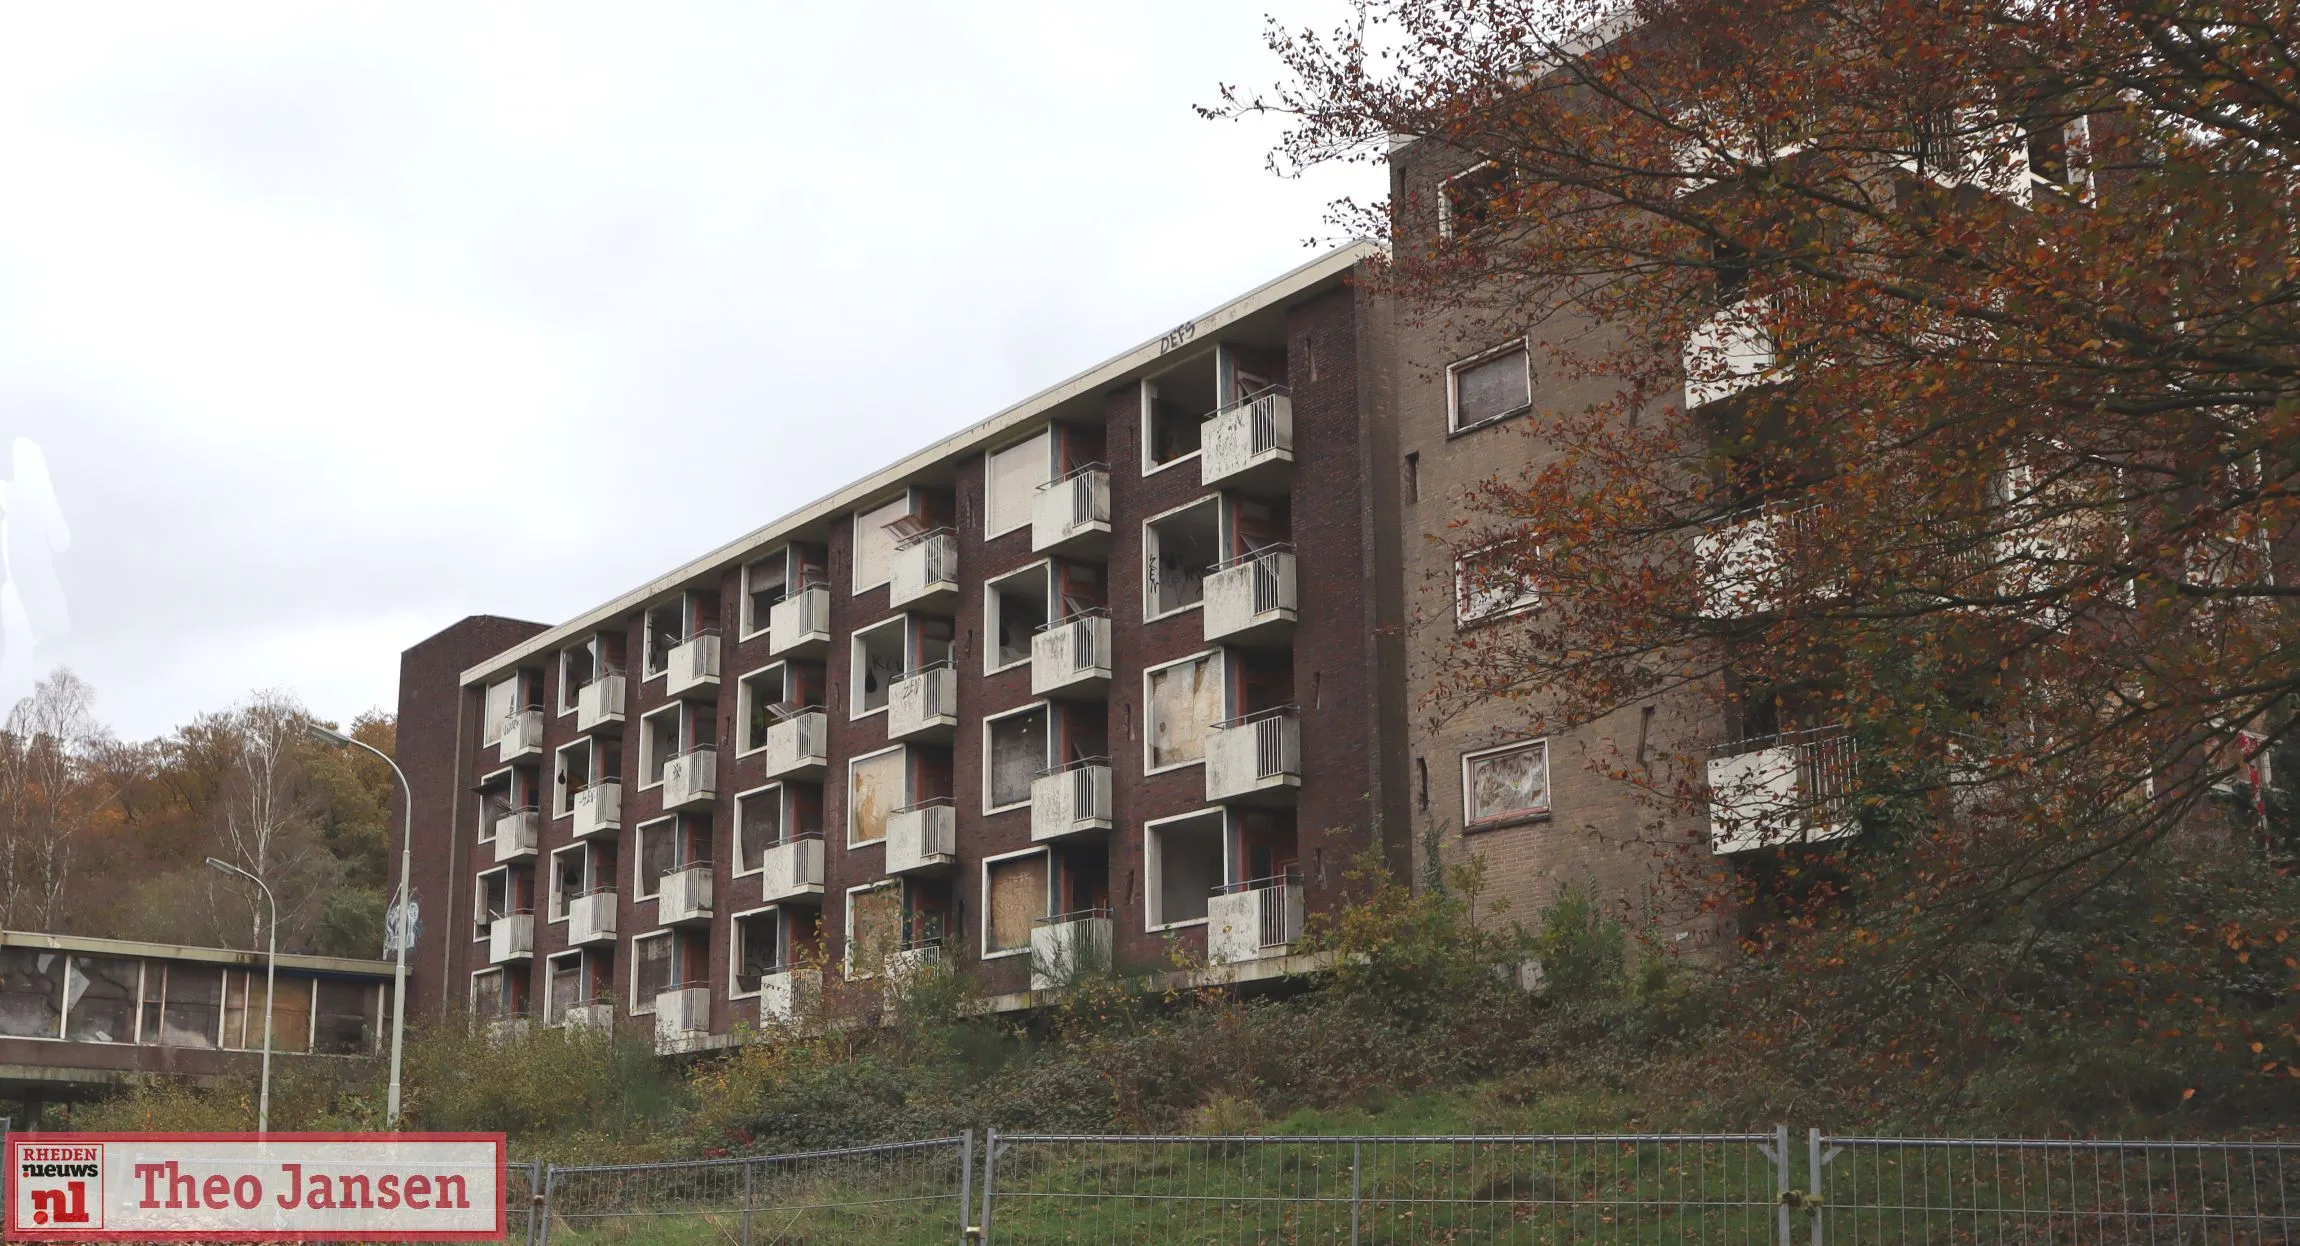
[756,966,822,1024]
[491,809,540,863]
[568,889,617,946]
[1031,464,1112,555]
[487,912,535,965]
[761,709,829,780]
[1205,708,1302,804]
[1207,876,1303,966]
[1030,909,1113,990]
[561,1002,614,1032]
[576,674,625,732]
[768,584,832,658]
[661,747,718,812]
[757,834,826,904]
[658,863,713,925]
[1683,297,1782,408]
[889,529,960,613]
[1693,502,1833,620]
[1202,547,1298,646]
[1706,727,1859,854]
[498,708,543,763]
[1030,612,1111,699]
[1200,388,1293,493]
[887,663,957,742]
[572,779,621,840]
[884,799,957,876]
[484,1015,534,1043]
[666,632,722,699]
[1030,760,1112,843]
[880,939,946,1007]
[652,985,711,1054]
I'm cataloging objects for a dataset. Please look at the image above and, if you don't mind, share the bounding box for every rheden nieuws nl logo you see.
[15,1142,105,1229]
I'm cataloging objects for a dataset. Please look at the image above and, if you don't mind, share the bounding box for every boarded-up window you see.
[986,432,1051,538]
[1450,345,1532,431]
[634,935,674,1008]
[1146,653,1223,770]
[547,956,582,1024]
[852,495,911,592]
[638,820,678,896]
[482,677,516,745]
[738,787,781,872]
[471,970,507,1020]
[1150,814,1222,926]
[849,749,907,844]
[65,956,137,1044]
[1464,740,1550,824]
[986,854,1048,953]
[848,885,902,975]
[986,707,1048,810]
[264,974,314,1053]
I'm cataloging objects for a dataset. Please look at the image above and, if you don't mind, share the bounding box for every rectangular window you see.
[738,664,789,753]
[986,432,1053,538]
[1146,812,1222,928]
[848,747,906,845]
[552,739,591,817]
[558,645,591,715]
[1448,343,1532,432]
[1463,739,1551,826]
[1454,543,1543,625]
[984,704,1050,812]
[852,494,912,593]
[736,785,783,873]
[850,618,906,718]
[0,949,63,1039]
[1144,499,1221,618]
[1144,652,1223,772]
[482,677,516,746]
[549,845,585,921]
[1142,354,1216,473]
[983,852,1049,955]
[313,980,373,1054]
[160,964,224,1048]
[640,706,682,787]
[636,818,679,899]
[546,953,583,1025]
[846,884,902,977]
[632,934,673,1012]
[64,956,138,1044]
[1439,161,1511,239]
[743,553,788,637]
[474,868,512,937]
[644,601,684,678]
[733,909,784,994]
[984,563,1051,673]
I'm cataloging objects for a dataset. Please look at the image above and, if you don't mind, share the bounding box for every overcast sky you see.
[0,2,1380,740]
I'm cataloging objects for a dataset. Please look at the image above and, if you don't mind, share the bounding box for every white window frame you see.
[1461,738,1553,827]
[731,781,785,878]
[1446,339,1533,434]
[981,700,1053,815]
[1141,649,1226,777]
[632,815,678,900]
[547,844,585,923]
[740,552,785,640]
[551,739,591,819]
[543,950,585,1022]
[984,431,1054,540]
[1143,808,1226,932]
[849,616,907,721]
[642,600,685,684]
[978,846,1050,961]
[473,865,513,941]
[1142,496,1223,622]
[728,904,780,999]
[734,661,788,757]
[555,648,583,717]
[482,676,516,746]
[982,560,1052,676]
[1437,160,1505,240]
[1139,364,1209,478]
[629,930,673,1016]
[842,880,900,979]
[1453,540,1545,627]
[469,968,506,1013]
[851,493,914,595]
[475,765,514,843]
[846,743,908,848]
[637,705,682,791]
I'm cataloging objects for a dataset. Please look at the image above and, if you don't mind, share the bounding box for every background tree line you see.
[0,668,393,958]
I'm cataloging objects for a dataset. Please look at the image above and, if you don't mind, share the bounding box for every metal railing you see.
[534,1137,972,1246]
[1041,461,1112,529]
[1214,869,1304,949]
[1214,705,1302,781]
[1212,543,1295,615]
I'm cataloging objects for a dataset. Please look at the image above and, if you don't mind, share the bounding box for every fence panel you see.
[540,1136,971,1246]
[984,1131,1791,1245]
[1815,1135,2300,1244]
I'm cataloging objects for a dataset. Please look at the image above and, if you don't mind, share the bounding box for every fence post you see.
[1806,1128,1825,1246]
[979,1127,999,1245]
[957,1130,975,1245]
[741,1158,754,1246]
[1350,1139,1362,1245]
[1774,1125,1792,1246]
[532,1160,550,1246]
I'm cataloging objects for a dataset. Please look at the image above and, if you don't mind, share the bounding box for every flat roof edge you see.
[0,930,398,977]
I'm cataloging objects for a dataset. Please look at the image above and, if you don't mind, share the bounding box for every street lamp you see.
[205,857,275,1135]
[308,722,415,1130]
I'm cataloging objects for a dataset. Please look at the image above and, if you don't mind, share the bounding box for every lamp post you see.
[205,857,276,1135]
[308,722,415,1130]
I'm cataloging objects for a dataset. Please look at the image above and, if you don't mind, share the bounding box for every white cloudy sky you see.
[0,2,1381,740]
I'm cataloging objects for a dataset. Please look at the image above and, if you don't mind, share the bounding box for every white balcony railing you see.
[887,663,957,740]
[498,708,544,763]
[1693,502,1833,620]
[757,834,826,903]
[661,747,718,811]
[561,1002,614,1032]
[652,985,711,1053]
[1203,547,1298,644]
[1205,708,1302,803]
[1705,727,1859,854]
[1201,388,1293,488]
[1030,612,1112,698]
[658,863,713,924]
[1030,760,1113,843]
[1031,464,1112,553]
[572,779,621,840]
[1207,876,1303,965]
[884,800,957,875]
[666,631,722,698]
[487,912,535,965]
[568,889,617,945]
[576,673,625,731]
[768,584,832,657]
[889,529,960,610]
[491,809,540,863]
[1030,909,1113,991]
[1683,297,1782,408]
[762,709,829,779]
[755,966,822,1024]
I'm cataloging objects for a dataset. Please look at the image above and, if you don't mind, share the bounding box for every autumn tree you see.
[1223,0,2299,1101]
[0,669,116,931]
